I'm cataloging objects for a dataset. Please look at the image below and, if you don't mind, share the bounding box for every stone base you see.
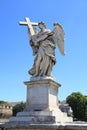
[1,121,87,130]
[8,109,73,124]
[1,78,87,130]
[5,79,72,125]
[1,78,73,129]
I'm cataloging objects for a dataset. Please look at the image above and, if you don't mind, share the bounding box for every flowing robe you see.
[29,29,56,77]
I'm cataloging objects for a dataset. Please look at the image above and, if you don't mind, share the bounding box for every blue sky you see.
[0,0,87,102]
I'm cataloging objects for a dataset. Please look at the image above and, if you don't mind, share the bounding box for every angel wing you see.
[53,23,65,55]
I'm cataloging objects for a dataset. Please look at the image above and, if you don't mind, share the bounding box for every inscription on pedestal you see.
[27,85,48,110]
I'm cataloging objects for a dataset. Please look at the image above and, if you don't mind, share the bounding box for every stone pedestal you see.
[24,79,60,111]
[1,79,87,130]
[7,78,72,124]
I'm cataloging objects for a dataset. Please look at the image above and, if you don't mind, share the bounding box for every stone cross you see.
[19,17,38,36]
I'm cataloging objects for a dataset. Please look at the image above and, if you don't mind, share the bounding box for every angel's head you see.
[38,22,46,29]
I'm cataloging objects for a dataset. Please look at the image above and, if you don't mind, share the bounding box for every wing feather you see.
[53,23,65,55]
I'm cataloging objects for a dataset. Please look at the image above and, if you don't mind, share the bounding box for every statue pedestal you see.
[25,79,60,111]
[9,78,72,124]
[3,78,87,130]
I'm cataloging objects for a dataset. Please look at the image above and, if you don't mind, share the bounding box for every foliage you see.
[66,92,87,121]
[12,102,26,116]
[0,100,9,105]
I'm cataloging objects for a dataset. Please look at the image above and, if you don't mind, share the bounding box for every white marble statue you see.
[19,18,65,78]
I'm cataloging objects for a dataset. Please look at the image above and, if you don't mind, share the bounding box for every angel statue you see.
[19,18,65,79]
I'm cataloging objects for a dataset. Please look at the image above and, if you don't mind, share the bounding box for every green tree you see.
[0,100,8,105]
[66,92,87,121]
[12,102,26,116]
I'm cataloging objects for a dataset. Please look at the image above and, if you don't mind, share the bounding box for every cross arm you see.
[19,18,38,26]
